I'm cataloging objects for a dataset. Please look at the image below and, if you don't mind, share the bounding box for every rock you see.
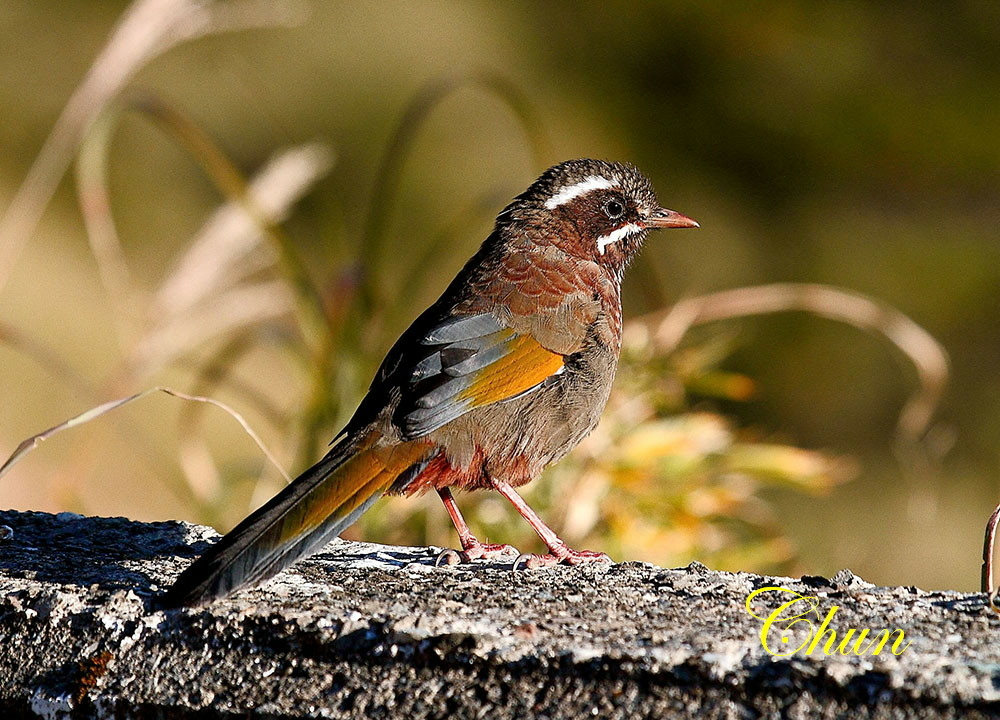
[0,509,997,719]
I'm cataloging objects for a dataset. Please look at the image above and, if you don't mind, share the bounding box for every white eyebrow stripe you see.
[596,223,643,254]
[544,175,618,209]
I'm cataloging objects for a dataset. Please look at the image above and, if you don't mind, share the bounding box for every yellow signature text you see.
[744,586,911,658]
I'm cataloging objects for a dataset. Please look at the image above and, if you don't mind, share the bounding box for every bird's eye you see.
[603,198,625,220]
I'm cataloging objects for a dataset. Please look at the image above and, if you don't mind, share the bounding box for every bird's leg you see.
[435,487,519,565]
[494,480,612,569]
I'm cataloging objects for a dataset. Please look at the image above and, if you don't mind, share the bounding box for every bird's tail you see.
[161,431,430,607]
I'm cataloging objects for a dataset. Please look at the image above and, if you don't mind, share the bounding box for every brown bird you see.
[162,159,697,607]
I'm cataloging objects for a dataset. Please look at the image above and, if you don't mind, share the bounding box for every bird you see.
[162,158,697,607]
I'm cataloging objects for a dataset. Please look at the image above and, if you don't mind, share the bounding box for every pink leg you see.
[494,481,611,568]
[435,488,518,564]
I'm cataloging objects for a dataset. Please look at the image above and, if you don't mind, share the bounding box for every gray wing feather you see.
[421,313,504,344]
[400,312,548,438]
[444,341,509,376]
[404,400,473,437]
[414,375,473,409]
[411,352,443,381]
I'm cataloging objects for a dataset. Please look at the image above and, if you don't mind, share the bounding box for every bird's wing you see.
[397,312,565,438]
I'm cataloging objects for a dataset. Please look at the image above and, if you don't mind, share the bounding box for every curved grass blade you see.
[397,190,510,309]
[638,283,950,444]
[360,72,549,315]
[0,0,306,295]
[132,280,294,374]
[154,142,335,321]
[76,109,138,347]
[175,331,290,505]
[0,387,290,486]
[124,93,331,354]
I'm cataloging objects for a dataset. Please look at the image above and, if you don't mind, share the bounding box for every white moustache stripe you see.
[544,176,618,209]
[596,223,643,254]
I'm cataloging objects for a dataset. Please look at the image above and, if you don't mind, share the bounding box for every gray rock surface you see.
[0,508,997,719]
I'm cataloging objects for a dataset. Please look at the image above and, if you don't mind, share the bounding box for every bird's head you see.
[498,159,698,277]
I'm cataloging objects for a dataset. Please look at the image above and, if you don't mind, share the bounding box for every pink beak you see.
[643,207,699,229]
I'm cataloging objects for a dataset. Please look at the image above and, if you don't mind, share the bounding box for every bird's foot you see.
[435,541,520,566]
[513,548,612,570]
[463,541,521,561]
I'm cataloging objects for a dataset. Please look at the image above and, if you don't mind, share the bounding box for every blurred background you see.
[1,0,998,591]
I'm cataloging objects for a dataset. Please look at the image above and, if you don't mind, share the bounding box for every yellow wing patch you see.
[458,334,564,408]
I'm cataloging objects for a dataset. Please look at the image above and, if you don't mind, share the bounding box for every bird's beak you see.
[643,207,699,230]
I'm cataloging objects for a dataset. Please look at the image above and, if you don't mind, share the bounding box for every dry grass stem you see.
[982,503,1000,613]
[0,0,305,294]
[0,386,290,486]
[154,142,334,319]
[131,95,332,355]
[134,281,294,373]
[360,73,548,315]
[76,112,139,346]
[639,283,950,443]
[174,333,295,505]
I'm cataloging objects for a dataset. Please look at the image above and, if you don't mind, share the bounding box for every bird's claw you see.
[513,549,612,570]
[435,549,462,566]
[513,552,556,570]
[560,549,612,565]
[460,542,519,562]
[436,542,519,567]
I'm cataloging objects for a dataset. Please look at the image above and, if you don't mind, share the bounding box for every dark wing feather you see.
[396,312,565,438]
